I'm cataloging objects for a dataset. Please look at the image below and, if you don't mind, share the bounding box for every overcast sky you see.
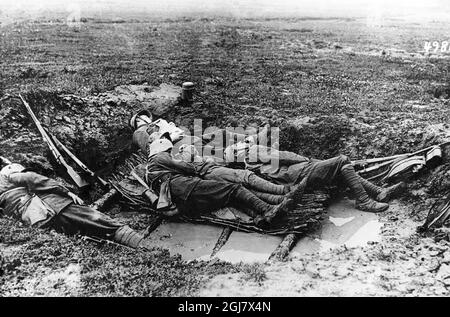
[1,0,449,20]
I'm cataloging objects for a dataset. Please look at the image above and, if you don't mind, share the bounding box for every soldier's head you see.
[129,109,153,130]
[0,163,25,176]
[148,139,173,157]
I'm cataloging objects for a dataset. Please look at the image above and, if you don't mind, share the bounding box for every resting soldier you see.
[130,109,263,156]
[175,144,289,205]
[224,141,406,213]
[145,137,302,224]
[0,158,145,248]
[129,110,405,213]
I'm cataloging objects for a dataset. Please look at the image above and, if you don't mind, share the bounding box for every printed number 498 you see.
[424,41,449,53]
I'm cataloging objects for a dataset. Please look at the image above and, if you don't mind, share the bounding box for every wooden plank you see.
[268,233,298,261]
[210,227,233,258]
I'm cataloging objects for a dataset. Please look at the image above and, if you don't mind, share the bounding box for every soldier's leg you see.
[252,191,285,205]
[357,175,406,203]
[185,181,277,216]
[302,155,352,188]
[230,185,291,218]
[340,165,389,213]
[206,167,288,195]
[49,204,144,248]
[303,155,389,213]
[246,171,288,194]
[184,180,297,223]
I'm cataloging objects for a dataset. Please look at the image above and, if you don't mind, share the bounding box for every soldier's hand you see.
[68,192,84,205]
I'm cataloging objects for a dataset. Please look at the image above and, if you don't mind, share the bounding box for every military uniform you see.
[146,151,289,218]
[231,143,350,188]
[0,172,142,246]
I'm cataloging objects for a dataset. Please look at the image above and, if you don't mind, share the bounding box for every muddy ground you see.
[1,13,450,296]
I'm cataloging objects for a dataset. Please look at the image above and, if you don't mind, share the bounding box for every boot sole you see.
[356,204,389,213]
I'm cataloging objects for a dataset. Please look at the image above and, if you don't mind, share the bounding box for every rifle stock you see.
[19,94,89,189]
[130,170,159,204]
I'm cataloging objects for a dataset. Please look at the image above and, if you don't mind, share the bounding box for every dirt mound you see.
[281,114,450,161]
[0,84,182,179]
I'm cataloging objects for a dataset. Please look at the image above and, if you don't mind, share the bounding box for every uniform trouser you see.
[280,155,352,189]
[203,167,252,184]
[299,155,352,188]
[176,180,241,215]
[204,166,286,195]
[47,204,123,239]
[175,180,274,217]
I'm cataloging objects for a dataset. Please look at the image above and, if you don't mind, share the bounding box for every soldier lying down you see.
[130,110,406,215]
[144,137,305,225]
[0,157,145,249]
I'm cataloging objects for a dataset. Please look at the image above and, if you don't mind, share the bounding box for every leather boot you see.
[358,176,406,202]
[113,225,145,249]
[355,199,389,213]
[376,182,406,203]
[341,165,389,213]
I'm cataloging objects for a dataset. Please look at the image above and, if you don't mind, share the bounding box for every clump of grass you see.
[374,248,397,263]
[239,263,267,284]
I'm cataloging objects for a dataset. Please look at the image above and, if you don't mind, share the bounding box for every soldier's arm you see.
[155,153,197,175]
[249,145,308,165]
[277,150,309,165]
[8,172,71,196]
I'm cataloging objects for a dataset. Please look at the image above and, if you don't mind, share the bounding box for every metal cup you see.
[181,82,194,101]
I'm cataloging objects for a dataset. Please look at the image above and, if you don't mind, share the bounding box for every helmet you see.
[0,163,25,176]
[148,139,173,157]
[129,109,153,130]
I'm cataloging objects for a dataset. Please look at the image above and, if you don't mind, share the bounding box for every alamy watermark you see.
[147,119,281,170]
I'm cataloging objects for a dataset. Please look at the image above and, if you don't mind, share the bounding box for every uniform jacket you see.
[146,151,201,201]
[0,172,71,226]
[245,145,310,183]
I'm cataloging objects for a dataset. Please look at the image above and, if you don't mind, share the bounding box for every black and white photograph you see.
[0,0,450,299]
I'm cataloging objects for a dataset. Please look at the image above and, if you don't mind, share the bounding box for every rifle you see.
[352,141,450,168]
[79,235,135,251]
[49,132,109,189]
[130,170,159,204]
[19,94,89,189]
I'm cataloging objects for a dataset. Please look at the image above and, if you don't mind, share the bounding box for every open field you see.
[1,11,450,296]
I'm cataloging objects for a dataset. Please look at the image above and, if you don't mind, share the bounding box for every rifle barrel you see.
[50,133,108,188]
[19,94,89,189]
